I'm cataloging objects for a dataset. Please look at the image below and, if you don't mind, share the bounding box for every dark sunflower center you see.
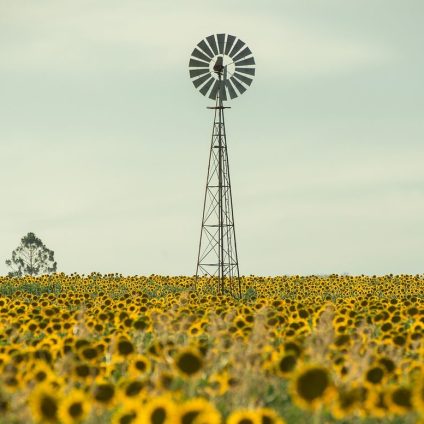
[284,342,301,357]
[379,358,395,373]
[177,352,202,375]
[76,364,90,377]
[279,355,296,373]
[69,402,83,417]
[335,334,350,346]
[134,319,148,330]
[82,347,97,359]
[35,371,47,382]
[296,368,329,401]
[118,340,134,355]
[339,390,358,409]
[94,384,115,402]
[262,416,273,424]
[393,335,406,346]
[366,367,384,384]
[0,399,8,413]
[392,388,412,408]
[135,360,147,371]
[120,412,136,424]
[40,394,58,419]
[182,410,200,424]
[151,407,166,424]
[126,381,144,397]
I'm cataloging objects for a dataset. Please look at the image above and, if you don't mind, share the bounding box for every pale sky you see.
[1,0,423,276]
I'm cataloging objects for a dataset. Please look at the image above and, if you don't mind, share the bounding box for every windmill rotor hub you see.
[210,54,236,81]
[213,56,224,74]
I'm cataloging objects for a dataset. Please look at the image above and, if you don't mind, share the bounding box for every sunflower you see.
[275,353,297,377]
[226,410,260,424]
[156,371,176,391]
[58,389,90,424]
[128,354,152,377]
[256,408,285,424]
[72,362,97,381]
[139,396,177,424]
[204,371,231,396]
[118,378,147,401]
[80,346,98,362]
[364,389,389,418]
[290,365,334,410]
[2,367,21,393]
[133,316,150,331]
[147,341,164,359]
[386,386,413,415]
[177,398,221,424]
[378,357,396,375]
[283,341,302,358]
[29,383,61,423]
[331,385,365,419]
[92,382,116,406]
[188,322,204,337]
[364,365,385,386]
[174,348,203,377]
[115,337,135,357]
[26,361,55,385]
[112,399,140,424]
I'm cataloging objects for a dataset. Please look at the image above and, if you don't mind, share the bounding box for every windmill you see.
[189,34,255,297]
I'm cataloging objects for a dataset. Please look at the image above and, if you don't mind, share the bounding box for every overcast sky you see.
[1,1,423,276]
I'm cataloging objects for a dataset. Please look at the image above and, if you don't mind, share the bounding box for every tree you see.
[5,232,57,277]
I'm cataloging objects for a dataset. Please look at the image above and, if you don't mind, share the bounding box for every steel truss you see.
[195,81,241,298]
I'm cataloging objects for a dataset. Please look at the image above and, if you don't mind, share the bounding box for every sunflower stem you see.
[187,377,196,398]
[313,407,321,424]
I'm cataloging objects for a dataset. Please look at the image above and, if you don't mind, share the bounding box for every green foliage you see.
[0,280,62,296]
[242,287,257,301]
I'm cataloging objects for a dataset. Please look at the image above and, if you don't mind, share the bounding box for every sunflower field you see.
[0,274,423,424]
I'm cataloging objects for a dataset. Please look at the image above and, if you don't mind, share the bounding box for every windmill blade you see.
[217,33,226,54]
[230,77,247,96]
[229,39,245,58]
[224,34,236,55]
[225,79,238,99]
[233,72,253,86]
[235,67,255,76]
[234,56,255,67]
[197,40,214,59]
[191,48,212,63]
[209,79,221,100]
[189,58,210,68]
[206,35,219,56]
[199,77,215,97]
[193,73,213,88]
[189,68,209,78]
[232,46,252,63]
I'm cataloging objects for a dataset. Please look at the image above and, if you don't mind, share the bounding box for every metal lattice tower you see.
[188,34,255,297]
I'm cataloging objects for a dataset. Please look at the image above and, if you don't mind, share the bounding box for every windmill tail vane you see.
[188,34,255,298]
